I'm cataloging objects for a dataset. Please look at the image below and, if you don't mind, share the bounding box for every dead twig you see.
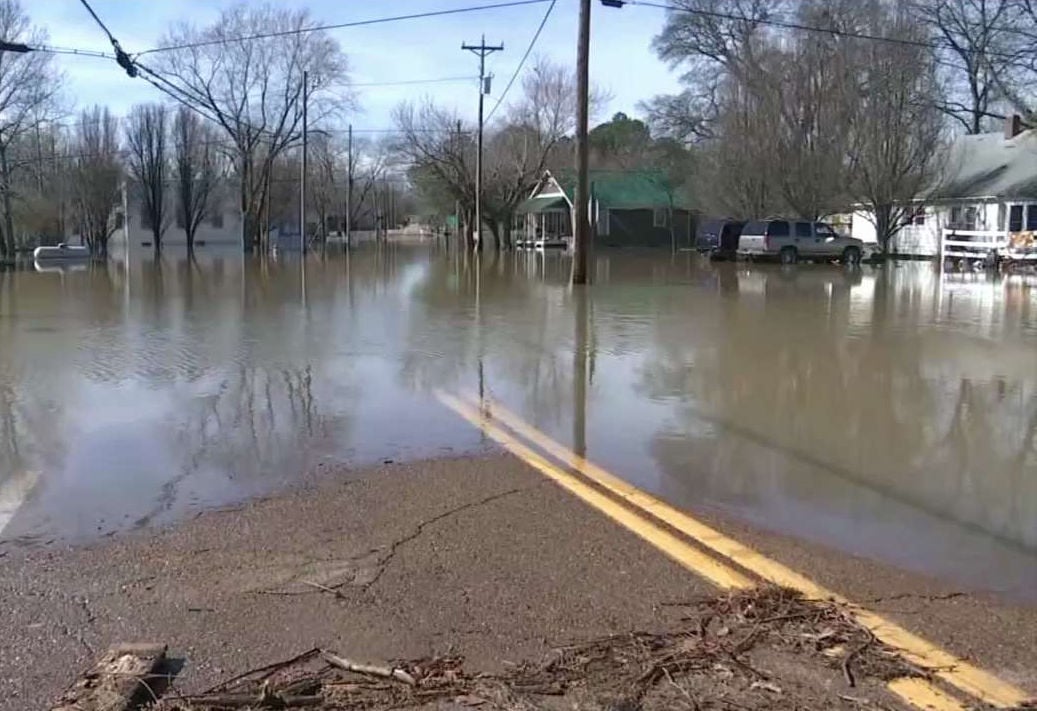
[202,647,322,694]
[842,630,876,688]
[321,651,417,686]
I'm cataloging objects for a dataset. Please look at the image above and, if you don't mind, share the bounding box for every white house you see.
[851,116,1037,262]
[116,184,244,253]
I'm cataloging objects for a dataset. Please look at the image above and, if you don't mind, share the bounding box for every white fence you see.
[941,229,1037,263]
[940,229,1007,259]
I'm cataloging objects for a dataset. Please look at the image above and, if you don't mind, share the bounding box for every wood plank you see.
[50,642,167,711]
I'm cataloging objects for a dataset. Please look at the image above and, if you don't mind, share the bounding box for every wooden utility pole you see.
[462,36,503,252]
[345,123,353,248]
[300,70,308,254]
[571,0,592,284]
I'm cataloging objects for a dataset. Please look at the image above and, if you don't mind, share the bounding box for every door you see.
[813,222,840,256]
[794,221,816,255]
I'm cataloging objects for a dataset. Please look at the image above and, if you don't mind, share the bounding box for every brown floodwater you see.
[1,245,1035,598]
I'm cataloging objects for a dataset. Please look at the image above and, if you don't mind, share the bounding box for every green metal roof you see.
[558,171,692,210]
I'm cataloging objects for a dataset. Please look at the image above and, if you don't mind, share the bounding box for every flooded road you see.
[1,246,1035,598]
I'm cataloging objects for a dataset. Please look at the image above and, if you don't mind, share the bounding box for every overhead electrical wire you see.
[352,76,477,88]
[76,0,118,43]
[134,0,552,57]
[626,0,1024,62]
[485,0,556,122]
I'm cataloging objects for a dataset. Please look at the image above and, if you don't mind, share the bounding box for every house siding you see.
[598,208,694,248]
[851,200,1007,257]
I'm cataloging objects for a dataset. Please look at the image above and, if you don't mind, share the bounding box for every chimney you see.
[1005,113,1023,140]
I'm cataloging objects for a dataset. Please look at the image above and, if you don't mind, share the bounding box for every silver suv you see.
[738,219,863,265]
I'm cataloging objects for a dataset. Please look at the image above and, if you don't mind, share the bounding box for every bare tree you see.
[644,0,787,143]
[848,4,947,252]
[150,3,350,251]
[171,106,218,256]
[343,137,390,243]
[12,124,73,243]
[125,104,169,254]
[697,80,782,218]
[71,106,121,257]
[764,1,865,218]
[308,132,337,245]
[481,60,594,249]
[915,0,1020,133]
[393,102,476,247]
[0,0,62,258]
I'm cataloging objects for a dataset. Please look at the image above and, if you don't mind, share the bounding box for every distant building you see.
[116,184,243,253]
[851,115,1037,260]
[517,170,696,248]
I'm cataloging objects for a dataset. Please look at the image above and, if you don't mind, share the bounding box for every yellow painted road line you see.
[436,392,753,591]
[462,393,1031,709]
[888,678,970,711]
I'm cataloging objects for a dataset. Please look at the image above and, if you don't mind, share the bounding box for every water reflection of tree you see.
[131,362,332,528]
[639,266,1037,549]
[400,251,589,429]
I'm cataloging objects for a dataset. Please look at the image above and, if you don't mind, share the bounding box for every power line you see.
[627,0,1024,62]
[76,0,118,43]
[486,0,556,122]
[352,76,477,88]
[135,0,551,57]
[74,0,138,76]
[36,45,113,59]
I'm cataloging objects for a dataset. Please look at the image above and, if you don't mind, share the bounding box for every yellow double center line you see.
[436,390,1032,711]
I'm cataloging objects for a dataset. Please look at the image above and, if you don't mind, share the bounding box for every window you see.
[814,222,837,238]
[1027,205,1037,231]
[743,220,768,236]
[1010,205,1024,232]
[600,208,610,235]
[653,208,667,228]
[210,210,224,229]
[912,208,926,226]
[767,220,790,237]
[964,206,978,228]
[795,221,813,238]
[950,205,977,230]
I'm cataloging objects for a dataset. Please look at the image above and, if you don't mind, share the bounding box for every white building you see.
[118,185,244,253]
[851,116,1037,262]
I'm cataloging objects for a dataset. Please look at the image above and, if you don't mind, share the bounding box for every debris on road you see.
[119,587,935,709]
[50,643,167,711]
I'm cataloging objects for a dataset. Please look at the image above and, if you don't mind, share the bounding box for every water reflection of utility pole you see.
[573,286,590,458]
[476,250,484,403]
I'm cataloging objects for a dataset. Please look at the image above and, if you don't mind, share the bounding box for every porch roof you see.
[518,195,569,213]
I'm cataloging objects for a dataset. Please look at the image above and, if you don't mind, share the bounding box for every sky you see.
[29,0,686,132]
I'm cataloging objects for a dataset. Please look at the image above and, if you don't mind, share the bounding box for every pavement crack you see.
[364,486,532,590]
[858,592,966,605]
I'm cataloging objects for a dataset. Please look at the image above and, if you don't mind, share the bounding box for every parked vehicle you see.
[32,243,90,261]
[737,219,863,265]
[695,219,745,260]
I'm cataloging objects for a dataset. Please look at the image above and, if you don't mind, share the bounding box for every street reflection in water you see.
[0,246,1034,599]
